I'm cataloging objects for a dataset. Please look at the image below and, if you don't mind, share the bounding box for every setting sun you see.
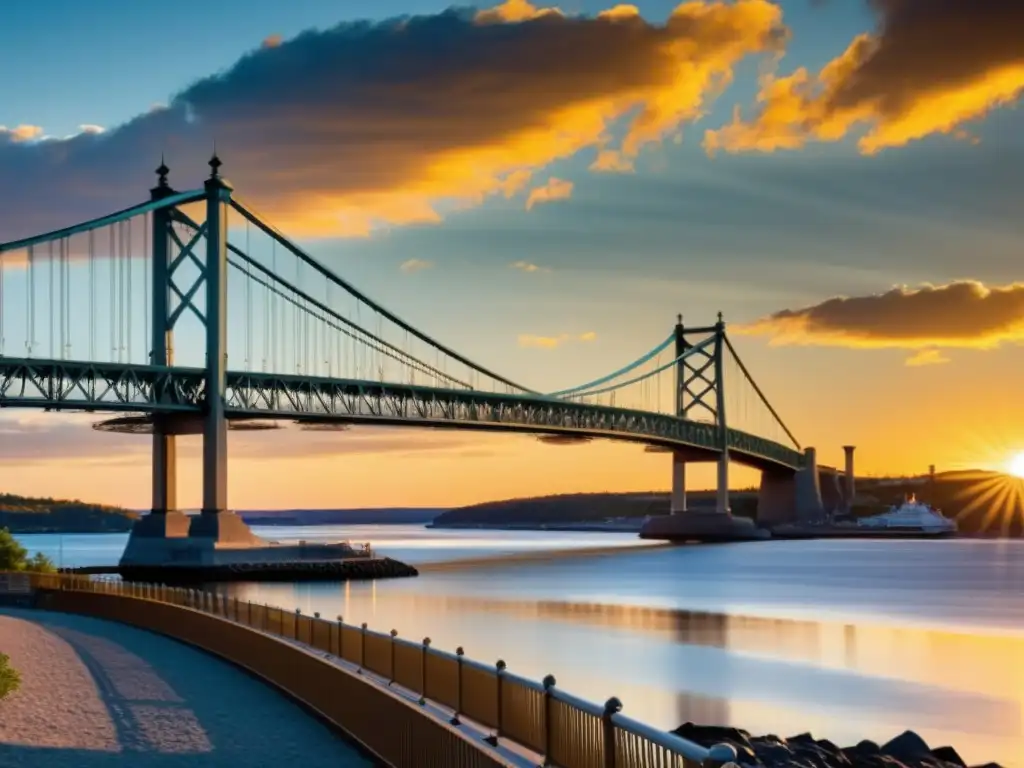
[1008,453,1024,479]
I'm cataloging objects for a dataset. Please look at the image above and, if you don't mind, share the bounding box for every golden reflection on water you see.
[227,583,1024,768]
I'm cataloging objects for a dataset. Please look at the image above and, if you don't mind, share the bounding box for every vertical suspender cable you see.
[27,245,35,357]
[0,247,4,356]
[245,221,252,370]
[64,237,71,358]
[48,241,54,358]
[88,230,95,362]
[269,240,276,372]
[144,213,150,364]
[109,227,116,361]
[126,219,132,363]
[58,238,65,359]
[262,241,269,372]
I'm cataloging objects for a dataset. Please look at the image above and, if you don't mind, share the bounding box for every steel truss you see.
[0,357,804,469]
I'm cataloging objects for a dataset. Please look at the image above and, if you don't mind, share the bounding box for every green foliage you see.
[24,551,56,573]
[0,492,136,533]
[0,653,19,700]
[0,527,28,570]
[0,527,55,572]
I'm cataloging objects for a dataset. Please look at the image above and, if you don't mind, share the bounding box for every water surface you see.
[17,527,1024,767]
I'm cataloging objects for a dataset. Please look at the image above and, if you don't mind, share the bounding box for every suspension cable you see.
[547,333,674,397]
[564,336,715,400]
[723,335,800,449]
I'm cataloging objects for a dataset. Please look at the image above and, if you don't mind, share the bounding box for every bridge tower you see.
[670,315,688,514]
[644,313,765,541]
[121,158,259,569]
[119,162,193,556]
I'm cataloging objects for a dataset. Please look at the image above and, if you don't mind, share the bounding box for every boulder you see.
[671,723,1003,768]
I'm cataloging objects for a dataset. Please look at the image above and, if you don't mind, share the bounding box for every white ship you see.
[857,494,957,536]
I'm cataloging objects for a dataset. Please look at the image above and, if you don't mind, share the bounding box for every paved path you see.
[0,609,373,768]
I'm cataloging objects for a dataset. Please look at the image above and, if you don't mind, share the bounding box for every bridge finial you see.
[155,155,170,188]
[717,311,724,324]
[676,313,683,326]
[208,152,223,179]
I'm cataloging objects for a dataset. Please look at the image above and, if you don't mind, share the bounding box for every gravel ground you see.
[0,609,373,768]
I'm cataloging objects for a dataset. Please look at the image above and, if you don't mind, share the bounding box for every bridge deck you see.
[0,357,803,471]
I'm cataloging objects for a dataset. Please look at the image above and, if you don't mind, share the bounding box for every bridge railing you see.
[17,571,738,768]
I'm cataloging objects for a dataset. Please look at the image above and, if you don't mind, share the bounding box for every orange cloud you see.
[262,34,283,48]
[705,0,1024,155]
[590,149,635,173]
[518,331,597,348]
[510,260,548,273]
[905,349,950,367]
[475,0,563,24]
[0,125,43,143]
[0,1,787,241]
[399,258,433,273]
[525,178,574,210]
[736,281,1024,350]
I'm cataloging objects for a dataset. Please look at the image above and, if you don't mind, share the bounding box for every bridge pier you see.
[670,452,687,513]
[188,158,261,546]
[121,168,191,566]
[715,451,730,515]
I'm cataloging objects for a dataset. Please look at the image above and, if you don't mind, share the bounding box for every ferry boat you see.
[856,494,957,536]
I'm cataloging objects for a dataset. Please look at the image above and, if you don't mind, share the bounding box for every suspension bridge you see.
[0,157,828,561]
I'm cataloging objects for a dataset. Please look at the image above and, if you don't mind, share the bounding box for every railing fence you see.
[15,572,738,768]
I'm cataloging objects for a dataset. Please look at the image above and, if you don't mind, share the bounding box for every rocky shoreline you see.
[674,724,1004,768]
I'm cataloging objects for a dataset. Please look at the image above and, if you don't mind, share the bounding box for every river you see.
[14,526,1024,767]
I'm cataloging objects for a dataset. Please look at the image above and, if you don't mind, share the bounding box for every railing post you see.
[360,622,367,672]
[389,629,398,685]
[703,743,739,768]
[295,607,301,639]
[486,659,506,747]
[602,697,622,768]
[419,637,430,705]
[337,615,344,658]
[452,647,464,726]
[542,674,557,765]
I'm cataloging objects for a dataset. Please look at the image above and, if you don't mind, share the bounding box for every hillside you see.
[432,471,1023,537]
[0,493,137,533]
[434,490,760,526]
[241,508,446,525]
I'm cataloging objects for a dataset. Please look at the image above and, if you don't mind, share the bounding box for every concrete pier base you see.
[639,511,769,543]
[187,511,265,547]
[117,511,405,581]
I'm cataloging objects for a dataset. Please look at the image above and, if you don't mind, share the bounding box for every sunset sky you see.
[0,0,1022,510]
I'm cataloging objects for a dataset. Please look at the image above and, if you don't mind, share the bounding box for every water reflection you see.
[225,584,1024,768]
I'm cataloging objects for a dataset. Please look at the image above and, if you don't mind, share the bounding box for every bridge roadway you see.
[0,357,803,472]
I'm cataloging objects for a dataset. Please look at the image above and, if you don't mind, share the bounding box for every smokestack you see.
[843,446,856,509]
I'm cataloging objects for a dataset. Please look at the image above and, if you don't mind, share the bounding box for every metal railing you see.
[18,572,739,768]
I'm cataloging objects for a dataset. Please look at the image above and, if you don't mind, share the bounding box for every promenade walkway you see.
[0,609,372,768]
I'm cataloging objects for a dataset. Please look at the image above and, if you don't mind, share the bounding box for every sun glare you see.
[1008,452,1024,479]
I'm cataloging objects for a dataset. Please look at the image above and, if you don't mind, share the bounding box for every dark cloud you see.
[736,281,1024,352]
[706,0,1024,154]
[0,0,785,241]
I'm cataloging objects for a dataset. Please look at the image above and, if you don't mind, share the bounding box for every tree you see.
[0,527,27,570]
[0,527,55,572]
[0,653,19,699]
